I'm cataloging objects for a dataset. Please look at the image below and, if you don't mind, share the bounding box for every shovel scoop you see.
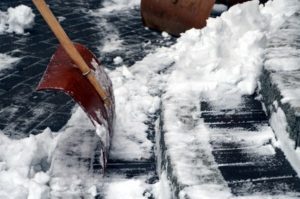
[32,0,115,169]
[37,44,115,134]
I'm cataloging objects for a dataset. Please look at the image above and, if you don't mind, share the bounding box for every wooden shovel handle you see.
[32,0,110,106]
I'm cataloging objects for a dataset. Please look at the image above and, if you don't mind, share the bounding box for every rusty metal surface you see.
[141,0,215,36]
[37,44,115,135]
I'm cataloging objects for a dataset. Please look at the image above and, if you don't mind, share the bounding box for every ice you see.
[0,5,35,35]
[0,53,20,72]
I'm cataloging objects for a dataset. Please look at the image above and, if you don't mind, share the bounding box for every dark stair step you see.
[210,127,271,150]
[103,160,157,178]
[215,148,297,181]
[228,176,300,196]
[208,121,269,131]
[202,111,267,124]
[211,140,271,151]
[200,97,263,112]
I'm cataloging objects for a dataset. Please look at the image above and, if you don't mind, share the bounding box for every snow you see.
[0,53,20,72]
[57,16,66,22]
[0,5,35,35]
[0,0,300,198]
[101,34,124,53]
[104,179,149,199]
[212,4,228,15]
[89,11,124,53]
[108,57,171,160]
[152,172,172,199]
[0,128,56,199]
[97,0,140,14]
[113,56,123,65]
[158,0,274,110]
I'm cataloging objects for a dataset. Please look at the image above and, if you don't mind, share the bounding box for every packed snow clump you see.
[0,129,57,199]
[0,5,35,34]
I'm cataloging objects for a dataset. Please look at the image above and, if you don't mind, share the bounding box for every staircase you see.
[201,95,300,197]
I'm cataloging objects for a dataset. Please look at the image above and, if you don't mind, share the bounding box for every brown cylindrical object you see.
[141,0,216,36]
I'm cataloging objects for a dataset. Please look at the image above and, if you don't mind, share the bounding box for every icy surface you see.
[0,53,20,72]
[0,5,35,34]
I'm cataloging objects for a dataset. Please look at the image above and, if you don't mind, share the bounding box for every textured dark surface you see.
[202,96,300,196]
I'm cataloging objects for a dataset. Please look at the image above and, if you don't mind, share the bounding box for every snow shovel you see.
[141,0,216,36]
[32,0,115,168]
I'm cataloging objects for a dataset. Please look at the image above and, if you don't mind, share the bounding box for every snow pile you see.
[0,129,57,199]
[163,0,297,109]
[108,52,173,160]
[0,5,35,34]
[0,107,107,198]
[0,53,20,72]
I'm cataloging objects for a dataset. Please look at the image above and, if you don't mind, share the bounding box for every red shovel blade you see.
[141,0,215,36]
[37,43,115,135]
